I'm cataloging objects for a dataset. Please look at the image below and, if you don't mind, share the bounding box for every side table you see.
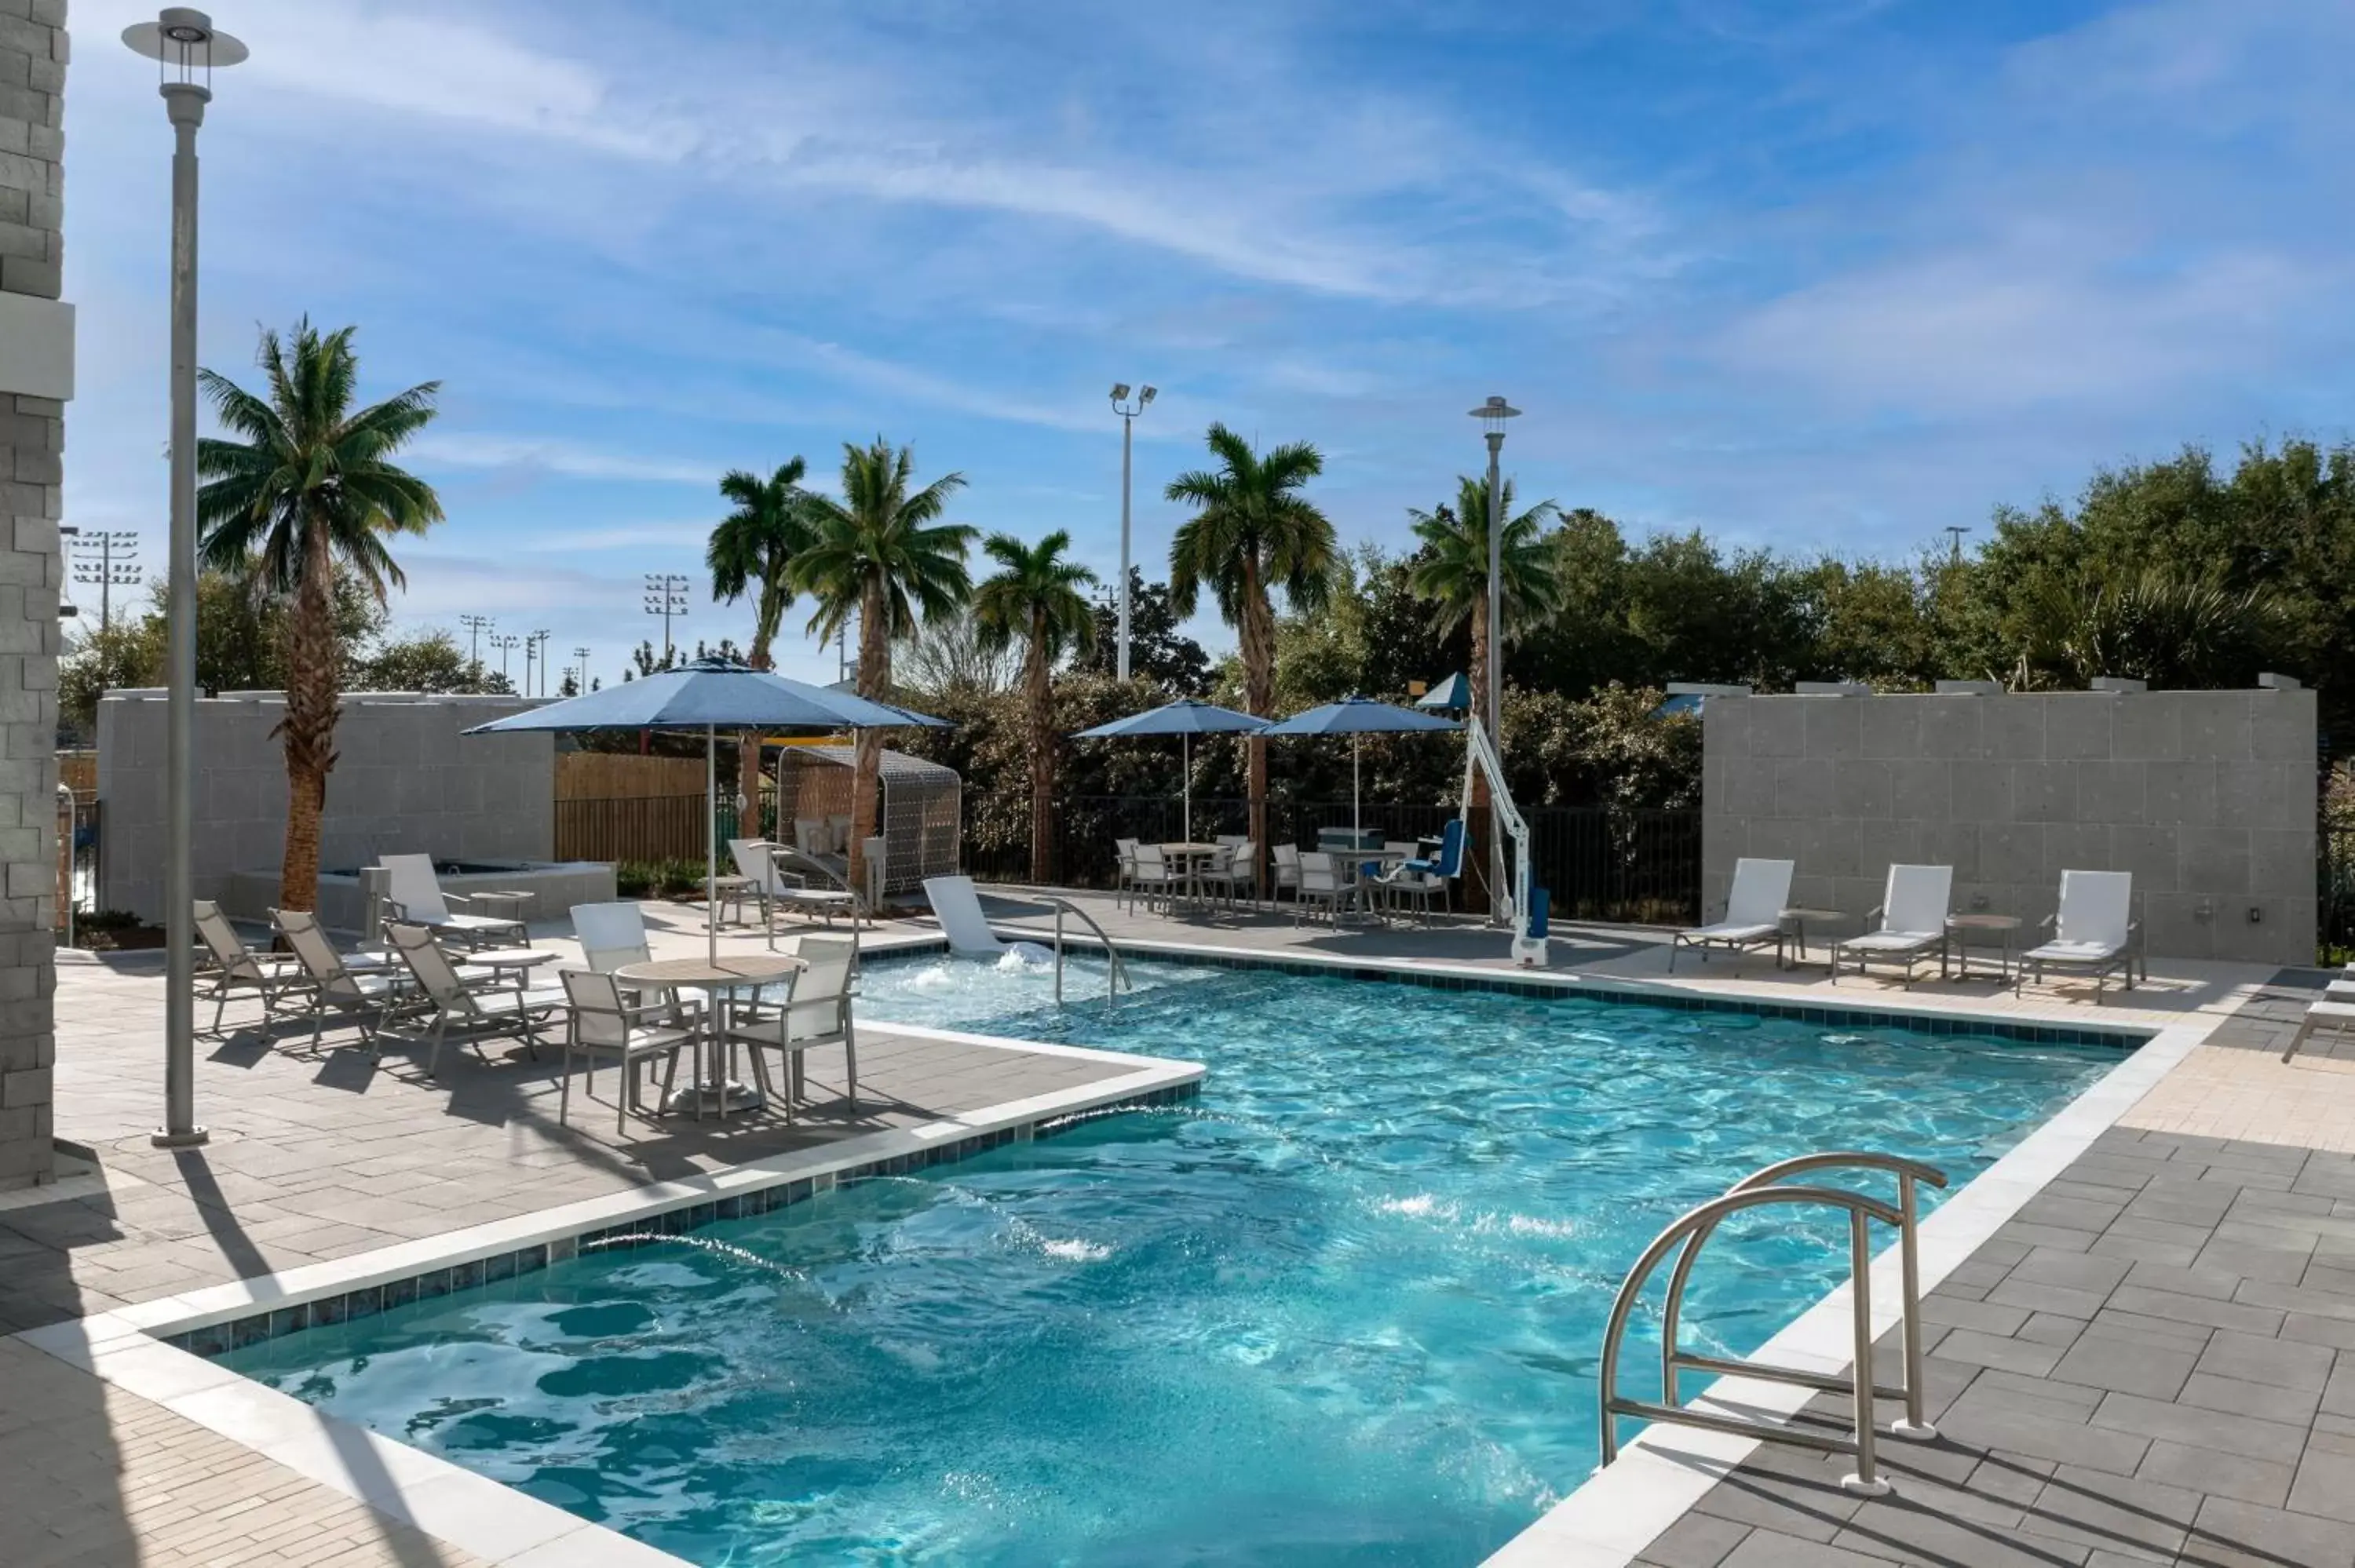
[1943,914,2021,983]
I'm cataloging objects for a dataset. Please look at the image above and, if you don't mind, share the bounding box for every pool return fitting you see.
[1596,1152,1947,1497]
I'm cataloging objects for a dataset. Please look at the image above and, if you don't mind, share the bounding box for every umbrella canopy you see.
[1263,696,1460,836]
[1072,699,1268,843]
[462,658,945,960]
[1416,673,1472,713]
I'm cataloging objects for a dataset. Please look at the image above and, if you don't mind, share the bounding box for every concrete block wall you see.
[1702,688,2318,966]
[97,692,557,924]
[0,0,63,1190]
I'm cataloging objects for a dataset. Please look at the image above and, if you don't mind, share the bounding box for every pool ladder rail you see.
[1046,896,1132,1014]
[1596,1151,1948,1497]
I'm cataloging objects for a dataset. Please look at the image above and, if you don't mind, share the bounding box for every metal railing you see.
[1048,896,1131,1014]
[1597,1152,1948,1497]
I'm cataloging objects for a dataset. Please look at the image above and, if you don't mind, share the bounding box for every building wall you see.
[0,0,65,1191]
[98,692,557,924]
[1701,688,2318,966]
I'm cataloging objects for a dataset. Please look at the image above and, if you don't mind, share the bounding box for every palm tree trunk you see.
[1240,557,1273,880]
[276,523,341,912]
[1027,616,1053,884]
[847,582,887,903]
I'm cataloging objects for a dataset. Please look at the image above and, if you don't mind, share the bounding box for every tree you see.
[1405,476,1561,735]
[355,628,514,695]
[1075,569,1213,696]
[790,438,976,897]
[972,531,1097,882]
[195,319,443,910]
[1166,422,1337,864]
[709,458,813,822]
[895,608,1021,698]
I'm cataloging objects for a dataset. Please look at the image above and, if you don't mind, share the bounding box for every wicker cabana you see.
[776,745,962,896]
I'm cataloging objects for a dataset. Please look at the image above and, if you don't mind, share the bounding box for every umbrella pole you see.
[1353,734,1361,838]
[1182,733,1192,844]
[706,723,718,966]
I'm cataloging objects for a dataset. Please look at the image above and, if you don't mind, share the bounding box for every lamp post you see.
[644,573,688,668]
[488,632,519,684]
[529,629,552,696]
[458,612,492,672]
[72,531,142,633]
[573,644,591,692]
[1469,395,1519,925]
[125,8,245,1148]
[1109,383,1156,682]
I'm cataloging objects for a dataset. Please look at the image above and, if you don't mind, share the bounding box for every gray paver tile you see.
[2178,1371,2324,1425]
[1934,1330,2068,1378]
[1924,1295,2033,1336]
[2182,1496,2355,1568]
[2109,1285,2287,1337]
[2136,1439,2295,1508]
[2019,1464,2201,1560]
[2284,1428,2355,1524]
[1941,1388,2149,1476]
[2090,1391,2309,1465]
[1993,1278,2120,1321]
[2196,1329,2336,1391]
[2050,1334,2200,1400]
[2014,1249,2136,1295]
[1719,1529,1903,1568]
[1637,1511,1753,1568]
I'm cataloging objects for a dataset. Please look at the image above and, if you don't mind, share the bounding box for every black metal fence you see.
[962,794,1702,925]
[2322,799,2355,965]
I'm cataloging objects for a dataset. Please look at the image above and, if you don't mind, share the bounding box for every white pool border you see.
[13,1023,1203,1568]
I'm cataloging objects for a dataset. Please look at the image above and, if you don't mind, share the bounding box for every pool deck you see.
[13,888,2355,1566]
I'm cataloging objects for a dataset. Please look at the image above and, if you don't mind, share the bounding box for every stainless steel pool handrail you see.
[1048,897,1131,1015]
[1595,1150,1948,1497]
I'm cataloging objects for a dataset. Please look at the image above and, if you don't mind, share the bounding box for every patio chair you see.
[724,934,859,1121]
[192,898,305,1033]
[1270,844,1302,906]
[1831,864,1954,989]
[2019,870,2140,1003]
[1296,851,1354,926]
[1197,841,1254,910]
[379,854,528,950]
[1669,857,1794,972]
[1113,838,1141,910]
[557,969,690,1133]
[571,901,699,1023]
[1376,844,1447,924]
[381,923,561,1074]
[1131,844,1178,914]
[274,907,407,1053]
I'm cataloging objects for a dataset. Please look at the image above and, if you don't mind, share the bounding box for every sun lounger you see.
[2018,870,2139,1003]
[381,923,560,1074]
[1670,858,1793,971]
[924,874,1006,956]
[192,899,305,1032]
[1832,865,1953,988]
[379,854,528,949]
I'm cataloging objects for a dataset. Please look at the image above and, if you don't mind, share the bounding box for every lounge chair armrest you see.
[2040,913,2057,932]
[1867,904,1886,924]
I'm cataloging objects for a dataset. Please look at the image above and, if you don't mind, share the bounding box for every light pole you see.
[72,531,142,633]
[573,644,591,692]
[458,612,492,672]
[644,573,688,668]
[488,632,519,685]
[1109,383,1156,681]
[530,629,552,696]
[1470,395,1519,924]
[126,8,245,1149]
[1944,525,1970,564]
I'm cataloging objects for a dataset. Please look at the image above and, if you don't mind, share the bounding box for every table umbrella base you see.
[663,1078,762,1116]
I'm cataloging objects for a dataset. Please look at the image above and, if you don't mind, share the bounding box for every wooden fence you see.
[554,752,708,800]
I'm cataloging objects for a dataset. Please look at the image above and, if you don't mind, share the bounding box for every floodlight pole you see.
[1111,385,1155,682]
[130,7,248,1148]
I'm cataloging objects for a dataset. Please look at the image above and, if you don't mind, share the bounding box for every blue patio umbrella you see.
[1262,696,1460,837]
[467,658,946,960]
[1416,672,1472,713]
[1072,698,1269,844]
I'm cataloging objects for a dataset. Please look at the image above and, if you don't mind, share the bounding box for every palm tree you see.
[790,438,976,897]
[1166,422,1338,859]
[196,319,443,912]
[973,531,1097,882]
[1406,475,1563,734]
[709,458,813,831]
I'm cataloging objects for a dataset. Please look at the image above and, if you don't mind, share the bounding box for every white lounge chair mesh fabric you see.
[1688,857,1793,939]
[1843,864,1952,951]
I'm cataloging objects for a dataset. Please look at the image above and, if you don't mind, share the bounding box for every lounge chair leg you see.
[559,1045,574,1126]
[844,1023,859,1110]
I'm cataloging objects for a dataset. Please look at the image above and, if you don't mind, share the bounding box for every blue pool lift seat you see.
[1403,819,1465,880]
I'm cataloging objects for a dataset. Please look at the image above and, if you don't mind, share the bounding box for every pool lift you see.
[1446,718,1549,967]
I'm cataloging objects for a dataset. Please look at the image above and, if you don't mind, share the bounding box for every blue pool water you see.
[222,956,2124,1566]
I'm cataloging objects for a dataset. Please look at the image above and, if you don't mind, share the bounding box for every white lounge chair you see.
[2284,985,2355,1063]
[557,969,690,1132]
[742,841,860,939]
[724,933,860,1120]
[1670,858,1794,972]
[924,874,1006,956]
[2018,870,2140,1003]
[1832,865,1954,989]
[379,854,527,949]
[382,923,561,1074]
[274,907,406,1053]
[192,899,305,1033]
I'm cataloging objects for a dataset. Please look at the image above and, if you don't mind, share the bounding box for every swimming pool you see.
[220,954,2127,1566]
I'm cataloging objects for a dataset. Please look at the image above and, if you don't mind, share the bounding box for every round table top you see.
[1945,913,2023,931]
[1159,842,1226,855]
[613,954,805,988]
[464,947,564,967]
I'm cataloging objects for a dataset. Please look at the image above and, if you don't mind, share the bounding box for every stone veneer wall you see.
[1702,688,2317,966]
[0,0,64,1188]
[97,692,558,925]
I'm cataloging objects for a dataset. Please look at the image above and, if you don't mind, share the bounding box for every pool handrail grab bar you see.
[1657,1152,1948,1443]
[922,877,1131,1015]
[1595,1163,1940,1497]
[1049,896,1131,1015]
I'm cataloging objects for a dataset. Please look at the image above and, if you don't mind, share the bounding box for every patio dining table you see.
[614,954,805,1120]
[1156,842,1228,907]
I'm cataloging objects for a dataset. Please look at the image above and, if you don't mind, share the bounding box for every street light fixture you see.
[124,6,246,1149]
[1110,383,1156,681]
[529,628,553,696]
[487,632,520,685]
[573,644,591,692]
[1468,395,1520,925]
[457,612,492,671]
[644,573,689,668]
[72,531,142,633]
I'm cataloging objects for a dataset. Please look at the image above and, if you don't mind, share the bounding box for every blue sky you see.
[60,0,2355,688]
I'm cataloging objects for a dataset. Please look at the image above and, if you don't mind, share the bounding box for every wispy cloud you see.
[409,433,714,485]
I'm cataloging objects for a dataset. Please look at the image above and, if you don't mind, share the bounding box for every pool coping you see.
[12,1022,1204,1568]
